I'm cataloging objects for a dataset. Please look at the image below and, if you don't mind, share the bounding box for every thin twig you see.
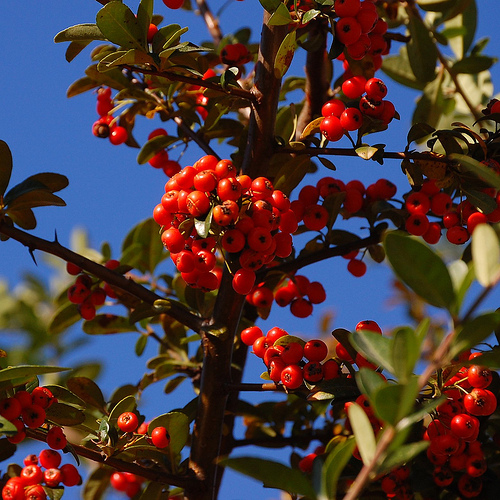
[195,0,223,45]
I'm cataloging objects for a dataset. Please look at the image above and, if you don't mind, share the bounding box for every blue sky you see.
[1,1,500,498]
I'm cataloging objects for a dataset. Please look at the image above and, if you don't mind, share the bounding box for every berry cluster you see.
[91,87,128,146]
[110,472,145,499]
[404,177,500,245]
[153,155,298,295]
[2,450,80,500]
[421,353,497,498]
[66,260,122,321]
[241,325,340,389]
[320,76,395,142]
[0,388,67,449]
[146,128,182,177]
[334,0,388,61]
[187,69,217,121]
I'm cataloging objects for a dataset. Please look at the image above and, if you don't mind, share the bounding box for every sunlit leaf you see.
[45,402,86,426]
[471,222,500,287]
[0,365,70,383]
[347,403,376,465]
[147,411,189,455]
[320,437,356,500]
[351,330,394,374]
[269,3,293,26]
[54,24,105,43]
[136,0,154,44]
[220,457,316,498]
[384,231,456,310]
[274,31,296,79]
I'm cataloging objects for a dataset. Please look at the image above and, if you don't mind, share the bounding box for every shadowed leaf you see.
[0,141,13,196]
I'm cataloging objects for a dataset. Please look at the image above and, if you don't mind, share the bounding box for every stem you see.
[174,116,222,159]
[0,221,204,333]
[195,0,223,45]
[225,382,283,392]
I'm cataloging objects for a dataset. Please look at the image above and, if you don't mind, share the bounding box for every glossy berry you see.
[117,411,139,433]
[39,449,62,469]
[342,76,366,99]
[46,426,67,450]
[109,126,128,145]
[280,364,303,390]
[335,17,363,46]
[365,78,387,100]
[60,463,81,487]
[303,339,328,362]
[151,426,171,448]
[21,404,45,429]
[162,0,185,8]
[320,116,344,142]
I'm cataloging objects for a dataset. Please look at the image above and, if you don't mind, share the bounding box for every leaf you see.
[300,116,323,139]
[82,315,139,335]
[0,140,13,196]
[384,231,456,310]
[83,466,112,500]
[444,0,476,59]
[136,0,154,45]
[450,312,500,360]
[382,47,427,91]
[48,302,81,336]
[268,3,293,26]
[0,416,20,435]
[347,403,376,465]
[406,8,438,82]
[219,457,316,499]
[54,24,105,43]
[96,1,146,51]
[320,437,356,500]
[7,208,37,230]
[351,330,395,374]
[391,327,419,383]
[43,385,85,407]
[66,377,107,414]
[355,146,380,160]
[136,135,179,164]
[65,41,92,62]
[307,377,359,402]
[450,153,500,189]
[372,379,419,425]
[452,55,496,74]
[0,365,69,384]
[379,441,429,475]
[7,191,66,211]
[67,76,99,98]
[417,0,455,12]
[108,395,137,426]
[139,481,166,500]
[274,31,296,79]
[355,367,388,400]
[45,402,86,426]
[472,221,500,287]
[258,0,281,13]
[147,411,189,455]
[135,334,148,356]
[406,123,435,146]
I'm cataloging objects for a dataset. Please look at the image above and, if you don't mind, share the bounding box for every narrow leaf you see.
[450,153,500,189]
[391,327,419,383]
[471,223,500,287]
[321,437,356,500]
[54,24,105,43]
[274,31,296,79]
[347,403,376,465]
[0,140,13,196]
[379,441,429,475]
[82,315,139,335]
[0,365,70,383]
[351,330,395,374]
[384,232,456,310]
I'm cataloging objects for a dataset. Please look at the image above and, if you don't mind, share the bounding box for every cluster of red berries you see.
[320,76,395,142]
[186,69,217,121]
[91,87,128,146]
[422,353,497,498]
[404,176,500,245]
[240,325,341,389]
[255,274,326,319]
[334,0,388,61]
[0,387,67,449]
[1,450,81,500]
[116,412,171,449]
[146,128,182,177]
[153,155,298,296]
[110,472,145,499]
[66,260,122,321]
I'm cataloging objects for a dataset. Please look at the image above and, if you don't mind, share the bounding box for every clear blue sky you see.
[1,1,500,499]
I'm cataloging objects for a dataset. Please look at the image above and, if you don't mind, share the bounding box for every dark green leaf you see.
[372,380,418,425]
[0,365,69,383]
[355,367,388,400]
[4,178,48,206]
[258,0,281,12]
[406,9,438,82]
[7,191,66,211]
[67,76,99,98]
[219,457,316,499]
[451,55,496,74]
[382,48,427,91]
[406,123,436,145]
[0,438,17,462]
[307,377,359,402]
[412,77,446,130]
[7,208,36,230]
[0,140,13,196]
[96,1,146,51]
[54,24,105,43]
[48,302,81,335]
[451,153,500,189]
[82,315,138,335]
[347,403,376,465]
[135,335,148,356]
[108,395,137,425]
[65,41,92,62]
[85,64,130,90]
[320,437,356,500]
[164,376,186,394]
[450,312,500,360]
[139,481,166,500]
[83,466,112,500]
[463,188,498,214]
[45,402,86,426]
[384,231,456,310]
[66,377,107,414]
[351,330,394,374]
[136,0,154,45]
[417,0,455,12]
[392,327,419,383]
[147,411,189,455]
[317,156,336,171]
[379,441,429,475]
[136,135,179,164]
[43,385,85,407]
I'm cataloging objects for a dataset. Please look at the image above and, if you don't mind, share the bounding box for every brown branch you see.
[173,116,222,159]
[122,65,256,103]
[26,428,193,489]
[195,0,223,46]
[0,221,204,333]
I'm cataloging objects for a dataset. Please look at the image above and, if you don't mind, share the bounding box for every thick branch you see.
[0,221,204,333]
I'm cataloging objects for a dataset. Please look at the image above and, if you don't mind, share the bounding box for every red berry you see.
[39,449,62,469]
[303,339,328,362]
[162,0,184,8]
[341,76,366,99]
[365,78,387,100]
[290,297,313,318]
[232,268,256,295]
[335,17,362,45]
[320,116,344,142]
[46,426,67,450]
[340,107,363,131]
[21,404,45,429]
[60,463,81,487]
[117,411,139,433]
[109,126,128,145]
[280,364,303,390]
[0,397,22,421]
[334,0,361,17]
[347,258,366,277]
[446,225,470,245]
[151,426,171,448]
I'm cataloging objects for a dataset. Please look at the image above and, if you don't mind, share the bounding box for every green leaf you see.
[48,302,81,335]
[450,312,500,360]
[351,330,395,374]
[320,437,356,500]
[65,41,92,62]
[66,377,107,414]
[355,367,388,400]
[136,0,154,45]
[274,31,296,79]
[135,335,148,356]
[43,385,85,407]
[463,188,498,214]
[96,1,146,51]
[258,0,281,13]
[147,411,189,455]
[412,76,446,130]
[406,8,438,82]
[417,0,455,12]
[137,135,179,164]
[54,24,106,43]
[108,395,137,426]
[67,76,99,98]
[471,223,500,287]
[0,140,13,196]
[379,441,429,475]
[0,416,20,435]
[450,153,500,189]
[372,379,419,425]
[269,3,293,25]
[82,315,139,335]
[406,123,435,145]
[391,327,419,383]
[0,365,69,384]
[452,55,496,74]
[7,191,66,211]
[443,0,476,58]
[382,47,427,91]
[347,403,376,465]
[307,377,359,402]
[45,402,86,426]
[219,457,316,499]
[100,49,156,70]
[384,231,456,310]
[7,209,37,230]
[83,467,113,500]
[139,481,166,500]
